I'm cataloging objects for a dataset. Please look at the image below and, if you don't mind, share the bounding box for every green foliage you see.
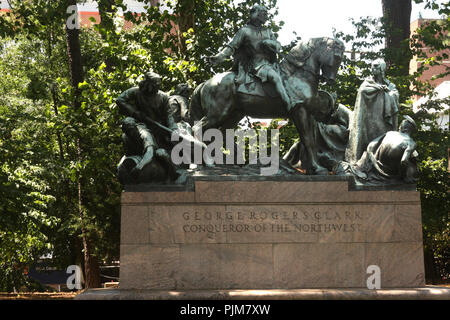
[0,1,124,289]
[119,0,281,89]
[0,38,59,290]
[414,96,449,281]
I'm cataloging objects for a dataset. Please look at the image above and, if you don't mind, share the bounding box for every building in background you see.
[410,18,450,89]
[410,18,449,131]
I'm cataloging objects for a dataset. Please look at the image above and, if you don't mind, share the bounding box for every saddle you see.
[235,72,279,98]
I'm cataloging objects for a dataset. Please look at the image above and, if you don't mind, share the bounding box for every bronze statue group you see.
[116,5,418,186]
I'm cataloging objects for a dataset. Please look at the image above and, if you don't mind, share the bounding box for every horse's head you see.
[282,37,345,85]
[317,38,345,84]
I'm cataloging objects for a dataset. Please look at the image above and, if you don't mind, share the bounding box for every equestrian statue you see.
[188,4,345,174]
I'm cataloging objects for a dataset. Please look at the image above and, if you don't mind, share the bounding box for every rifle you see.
[142,116,214,166]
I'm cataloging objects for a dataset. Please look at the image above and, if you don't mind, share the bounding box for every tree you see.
[0,35,63,291]
[65,0,101,289]
[382,0,413,75]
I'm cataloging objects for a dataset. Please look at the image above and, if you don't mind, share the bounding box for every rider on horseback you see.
[207,4,292,112]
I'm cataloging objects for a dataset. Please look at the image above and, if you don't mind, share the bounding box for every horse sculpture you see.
[188,37,345,174]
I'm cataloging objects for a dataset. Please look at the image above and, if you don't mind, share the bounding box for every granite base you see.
[119,176,425,290]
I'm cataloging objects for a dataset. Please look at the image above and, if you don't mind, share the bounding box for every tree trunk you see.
[77,156,101,289]
[97,0,116,72]
[424,249,440,284]
[381,0,412,75]
[175,0,195,54]
[65,3,83,106]
[65,0,101,289]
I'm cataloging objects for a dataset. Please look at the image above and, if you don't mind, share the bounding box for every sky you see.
[274,0,445,46]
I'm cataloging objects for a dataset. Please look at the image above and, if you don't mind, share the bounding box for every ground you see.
[0,292,78,300]
[0,284,449,299]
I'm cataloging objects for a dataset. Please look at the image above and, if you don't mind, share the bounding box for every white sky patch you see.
[274,0,445,46]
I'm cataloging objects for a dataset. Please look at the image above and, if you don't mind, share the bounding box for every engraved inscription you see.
[180,209,364,233]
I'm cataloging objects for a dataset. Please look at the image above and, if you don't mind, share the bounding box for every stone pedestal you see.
[119,176,425,290]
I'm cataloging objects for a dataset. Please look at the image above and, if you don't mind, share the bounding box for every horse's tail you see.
[187,81,206,126]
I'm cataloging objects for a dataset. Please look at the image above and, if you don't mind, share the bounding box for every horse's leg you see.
[220,109,244,130]
[219,111,245,165]
[187,82,205,126]
[289,105,328,175]
[188,74,236,166]
[191,108,233,166]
